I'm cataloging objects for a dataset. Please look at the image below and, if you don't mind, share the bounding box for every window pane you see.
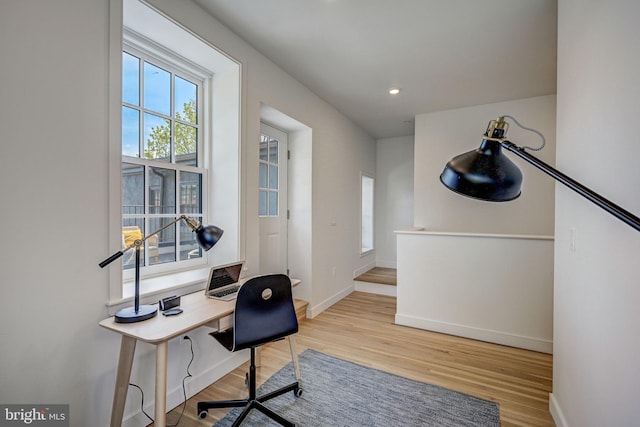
[259,163,268,188]
[175,76,197,124]
[180,171,202,214]
[268,138,278,163]
[144,113,171,161]
[175,123,197,166]
[122,163,144,215]
[259,190,268,216]
[122,106,140,157]
[269,191,278,216]
[259,135,268,161]
[122,52,139,106]
[361,175,374,253]
[143,62,170,116]
[148,167,176,214]
[268,164,278,190]
[180,218,202,261]
[150,217,176,264]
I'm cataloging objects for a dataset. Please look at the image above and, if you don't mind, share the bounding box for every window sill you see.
[105,267,210,316]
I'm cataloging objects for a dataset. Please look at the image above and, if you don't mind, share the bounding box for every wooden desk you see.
[100,279,300,427]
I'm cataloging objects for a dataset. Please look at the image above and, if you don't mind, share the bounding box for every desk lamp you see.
[99,215,223,323]
[440,115,640,232]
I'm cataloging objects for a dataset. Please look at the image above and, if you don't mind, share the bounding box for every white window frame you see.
[106,0,242,313]
[121,34,210,282]
[361,173,375,255]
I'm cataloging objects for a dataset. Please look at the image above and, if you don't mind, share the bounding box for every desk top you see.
[99,278,301,344]
[99,291,235,343]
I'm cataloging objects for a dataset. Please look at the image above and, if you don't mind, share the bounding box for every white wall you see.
[551,1,640,426]
[0,0,375,425]
[374,136,414,268]
[396,231,554,353]
[415,95,557,236]
[397,95,557,351]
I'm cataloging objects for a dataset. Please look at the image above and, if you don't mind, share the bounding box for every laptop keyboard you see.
[210,285,240,298]
[211,275,236,287]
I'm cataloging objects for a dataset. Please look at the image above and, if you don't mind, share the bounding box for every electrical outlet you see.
[181,335,191,345]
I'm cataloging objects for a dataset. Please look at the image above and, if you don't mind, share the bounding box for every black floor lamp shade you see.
[439,116,640,232]
[440,138,523,202]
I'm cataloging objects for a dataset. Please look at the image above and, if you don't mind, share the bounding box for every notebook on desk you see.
[204,261,245,301]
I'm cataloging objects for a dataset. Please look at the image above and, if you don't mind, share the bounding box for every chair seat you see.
[209,329,234,351]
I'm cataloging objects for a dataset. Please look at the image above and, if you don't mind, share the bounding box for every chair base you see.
[197,348,302,427]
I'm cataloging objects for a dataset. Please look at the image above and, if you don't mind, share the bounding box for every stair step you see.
[294,299,308,321]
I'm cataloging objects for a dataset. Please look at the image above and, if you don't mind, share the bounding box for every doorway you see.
[259,122,288,274]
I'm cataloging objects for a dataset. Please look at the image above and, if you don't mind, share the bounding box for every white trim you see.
[375,259,397,269]
[549,393,570,427]
[108,0,125,304]
[352,262,375,279]
[360,172,375,254]
[354,281,397,297]
[394,313,553,354]
[395,229,554,241]
[307,286,353,319]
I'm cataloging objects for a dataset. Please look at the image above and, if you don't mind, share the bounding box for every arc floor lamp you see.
[440,115,640,232]
[99,215,223,323]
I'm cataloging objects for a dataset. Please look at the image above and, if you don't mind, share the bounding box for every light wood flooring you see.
[354,267,397,286]
[156,292,554,427]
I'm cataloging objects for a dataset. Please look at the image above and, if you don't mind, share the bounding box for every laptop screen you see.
[206,262,244,293]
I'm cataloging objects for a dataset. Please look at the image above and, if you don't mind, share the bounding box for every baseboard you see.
[394,313,553,354]
[354,280,397,297]
[353,262,376,279]
[121,351,248,427]
[375,260,397,269]
[307,285,354,318]
[549,393,569,427]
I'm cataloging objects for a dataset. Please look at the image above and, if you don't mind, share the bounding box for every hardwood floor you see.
[354,267,397,285]
[157,292,554,426]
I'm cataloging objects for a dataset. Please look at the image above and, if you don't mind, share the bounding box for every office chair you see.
[197,274,303,427]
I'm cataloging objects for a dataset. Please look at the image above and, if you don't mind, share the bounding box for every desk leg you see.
[110,336,136,427]
[155,341,168,427]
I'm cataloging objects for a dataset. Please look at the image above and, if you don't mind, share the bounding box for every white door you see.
[259,123,288,274]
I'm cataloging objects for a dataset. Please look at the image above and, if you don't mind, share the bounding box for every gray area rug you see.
[213,349,500,426]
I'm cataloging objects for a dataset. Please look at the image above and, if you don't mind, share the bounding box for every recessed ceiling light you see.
[389,88,401,95]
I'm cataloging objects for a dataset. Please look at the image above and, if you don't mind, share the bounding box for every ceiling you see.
[195,0,557,139]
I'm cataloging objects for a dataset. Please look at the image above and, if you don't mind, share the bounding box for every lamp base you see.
[114,305,158,323]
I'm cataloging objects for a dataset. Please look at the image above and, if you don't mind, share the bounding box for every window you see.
[108,0,241,310]
[259,133,279,217]
[361,174,374,254]
[121,39,207,276]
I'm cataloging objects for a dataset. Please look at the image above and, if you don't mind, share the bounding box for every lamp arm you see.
[501,140,640,232]
[98,215,201,268]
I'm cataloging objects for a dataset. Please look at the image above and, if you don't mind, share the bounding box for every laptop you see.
[204,261,245,301]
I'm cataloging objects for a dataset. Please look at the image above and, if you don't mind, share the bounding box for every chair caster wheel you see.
[294,388,303,397]
[198,410,208,419]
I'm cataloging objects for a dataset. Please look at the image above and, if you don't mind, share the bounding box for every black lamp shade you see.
[196,224,224,251]
[440,139,523,202]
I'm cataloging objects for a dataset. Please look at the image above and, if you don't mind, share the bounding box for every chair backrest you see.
[232,274,298,351]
